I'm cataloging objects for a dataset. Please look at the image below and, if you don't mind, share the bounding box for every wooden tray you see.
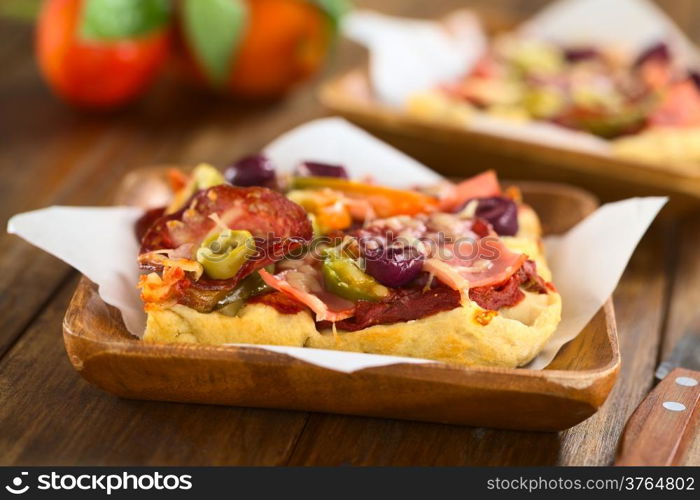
[62,180,619,431]
[320,70,700,213]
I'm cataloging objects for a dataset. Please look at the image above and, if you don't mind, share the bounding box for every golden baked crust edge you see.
[143,290,561,368]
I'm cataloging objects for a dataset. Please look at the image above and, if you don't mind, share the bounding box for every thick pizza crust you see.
[143,289,561,368]
[143,302,316,347]
[406,91,475,126]
[308,291,561,367]
[611,127,700,171]
[143,202,561,368]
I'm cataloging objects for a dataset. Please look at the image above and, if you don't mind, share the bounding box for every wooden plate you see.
[320,71,700,213]
[62,179,619,431]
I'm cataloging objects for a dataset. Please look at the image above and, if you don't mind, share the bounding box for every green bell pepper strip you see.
[322,253,388,302]
[196,229,256,280]
[216,270,272,316]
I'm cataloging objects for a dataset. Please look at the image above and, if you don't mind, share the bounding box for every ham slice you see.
[259,269,355,322]
[439,170,502,212]
[423,237,527,298]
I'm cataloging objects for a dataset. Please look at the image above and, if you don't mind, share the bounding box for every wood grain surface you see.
[0,0,699,465]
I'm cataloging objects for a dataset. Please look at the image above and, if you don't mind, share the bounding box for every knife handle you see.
[616,368,700,466]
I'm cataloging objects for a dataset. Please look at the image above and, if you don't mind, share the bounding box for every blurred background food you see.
[28,0,348,108]
[433,39,700,138]
[2,0,698,206]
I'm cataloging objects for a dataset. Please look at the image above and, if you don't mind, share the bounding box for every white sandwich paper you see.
[521,0,700,68]
[264,117,443,188]
[229,344,430,373]
[533,196,666,369]
[346,0,700,154]
[8,206,147,336]
[343,9,487,107]
[7,118,665,372]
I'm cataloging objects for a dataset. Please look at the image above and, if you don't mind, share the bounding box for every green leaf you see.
[183,0,248,87]
[310,0,352,31]
[79,0,170,41]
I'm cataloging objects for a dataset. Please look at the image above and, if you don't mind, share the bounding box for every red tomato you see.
[226,0,333,98]
[36,0,171,109]
[175,0,335,99]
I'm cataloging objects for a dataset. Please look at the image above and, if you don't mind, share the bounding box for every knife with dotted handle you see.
[615,332,700,466]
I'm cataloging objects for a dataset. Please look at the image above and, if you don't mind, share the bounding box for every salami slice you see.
[468,260,549,310]
[316,283,461,332]
[139,185,313,312]
[247,291,308,315]
[135,207,165,242]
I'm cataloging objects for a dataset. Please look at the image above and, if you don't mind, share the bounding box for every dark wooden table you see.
[1,0,699,466]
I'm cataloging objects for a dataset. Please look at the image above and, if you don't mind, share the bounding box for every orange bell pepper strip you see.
[292,177,439,218]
